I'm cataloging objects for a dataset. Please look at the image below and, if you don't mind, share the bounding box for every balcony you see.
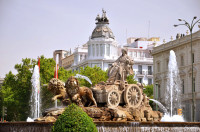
[136,71,145,77]
[147,71,153,78]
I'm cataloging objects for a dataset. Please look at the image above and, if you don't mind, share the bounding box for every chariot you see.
[92,80,143,109]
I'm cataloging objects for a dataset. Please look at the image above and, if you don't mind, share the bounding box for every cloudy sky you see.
[0,0,200,77]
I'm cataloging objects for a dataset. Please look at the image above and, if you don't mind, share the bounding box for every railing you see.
[147,71,153,75]
[136,71,145,75]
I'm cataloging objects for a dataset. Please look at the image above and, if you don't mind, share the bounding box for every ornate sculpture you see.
[107,48,134,83]
[48,78,69,105]
[65,76,97,107]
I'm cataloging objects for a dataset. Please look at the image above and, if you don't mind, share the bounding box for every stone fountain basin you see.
[1,121,200,132]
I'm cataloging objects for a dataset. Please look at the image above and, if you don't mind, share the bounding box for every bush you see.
[52,103,97,132]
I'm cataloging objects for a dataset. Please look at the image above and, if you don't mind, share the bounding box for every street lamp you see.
[174,16,200,122]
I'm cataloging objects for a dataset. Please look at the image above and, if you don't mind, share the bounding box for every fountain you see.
[27,65,41,121]
[1,50,200,132]
[161,50,184,122]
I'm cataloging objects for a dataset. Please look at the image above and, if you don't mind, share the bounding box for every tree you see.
[52,103,97,132]
[0,58,36,121]
[143,84,154,108]
[143,84,153,99]
[126,74,137,84]
[0,56,58,121]
[79,66,108,87]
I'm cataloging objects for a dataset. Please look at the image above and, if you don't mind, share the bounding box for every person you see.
[107,48,134,83]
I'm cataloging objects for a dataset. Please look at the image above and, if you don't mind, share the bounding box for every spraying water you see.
[161,50,184,122]
[149,99,168,114]
[30,65,41,119]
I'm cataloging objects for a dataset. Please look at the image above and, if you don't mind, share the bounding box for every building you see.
[53,50,73,69]
[54,10,160,85]
[124,37,160,85]
[151,30,200,121]
[71,9,119,71]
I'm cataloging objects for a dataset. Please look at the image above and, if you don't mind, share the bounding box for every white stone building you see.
[151,30,200,121]
[71,10,119,71]
[124,39,159,85]
[55,10,160,85]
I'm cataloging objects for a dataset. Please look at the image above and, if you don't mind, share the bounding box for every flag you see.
[38,57,40,72]
[54,64,59,79]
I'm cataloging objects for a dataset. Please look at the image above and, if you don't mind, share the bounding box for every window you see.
[134,52,137,57]
[166,59,169,69]
[192,53,194,63]
[96,44,99,56]
[100,44,103,56]
[106,44,110,56]
[182,79,184,94]
[92,44,95,56]
[88,45,91,56]
[181,55,184,66]
[138,65,142,74]
[138,78,143,83]
[157,62,160,72]
[148,78,152,85]
[148,66,152,75]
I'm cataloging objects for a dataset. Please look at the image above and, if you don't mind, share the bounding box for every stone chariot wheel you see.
[106,90,120,108]
[124,84,143,108]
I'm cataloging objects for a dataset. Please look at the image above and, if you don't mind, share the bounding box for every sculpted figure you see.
[48,78,69,105]
[65,76,97,107]
[107,48,134,83]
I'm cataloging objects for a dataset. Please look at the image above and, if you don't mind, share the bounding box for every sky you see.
[0,0,200,78]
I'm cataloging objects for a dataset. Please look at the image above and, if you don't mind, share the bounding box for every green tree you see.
[79,66,108,87]
[0,56,58,121]
[58,68,76,82]
[52,103,97,132]
[143,84,153,99]
[126,74,137,84]
[0,58,36,121]
[143,84,154,108]
[39,56,56,112]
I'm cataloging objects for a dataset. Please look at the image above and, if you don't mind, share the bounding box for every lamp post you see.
[174,17,200,122]
[155,83,158,111]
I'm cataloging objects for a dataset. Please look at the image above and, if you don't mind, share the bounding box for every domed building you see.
[72,9,119,71]
[54,10,159,86]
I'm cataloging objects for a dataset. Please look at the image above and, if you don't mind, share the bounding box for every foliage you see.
[126,74,137,84]
[39,56,56,112]
[143,84,153,99]
[78,66,108,87]
[143,84,154,108]
[0,56,57,121]
[52,103,97,132]
[58,68,76,82]
[0,58,36,121]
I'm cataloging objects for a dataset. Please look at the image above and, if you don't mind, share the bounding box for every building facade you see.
[54,10,160,85]
[124,38,160,85]
[71,10,119,71]
[151,30,200,121]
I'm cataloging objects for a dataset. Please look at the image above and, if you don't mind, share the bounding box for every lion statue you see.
[48,78,70,105]
[65,76,97,107]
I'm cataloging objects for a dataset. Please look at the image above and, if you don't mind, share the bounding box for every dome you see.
[91,9,115,39]
[91,24,115,39]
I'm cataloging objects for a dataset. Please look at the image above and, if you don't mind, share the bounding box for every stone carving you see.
[38,48,163,122]
[107,48,134,83]
[48,78,69,105]
[65,76,97,107]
